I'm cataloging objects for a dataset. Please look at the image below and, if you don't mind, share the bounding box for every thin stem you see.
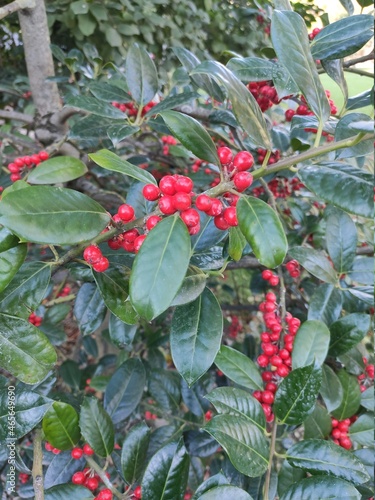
[85,456,125,499]
[48,245,60,261]
[261,151,272,170]
[313,120,324,148]
[43,294,75,306]
[32,429,44,500]
[263,422,278,500]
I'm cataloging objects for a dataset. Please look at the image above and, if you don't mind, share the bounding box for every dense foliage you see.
[0,0,374,499]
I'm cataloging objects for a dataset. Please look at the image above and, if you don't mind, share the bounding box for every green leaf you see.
[214,345,263,391]
[227,57,275,82]
[274,363,322,425]
[170,267,207,307]
[89,149,157,185]
[332,370,361,420]
[286,439,370,485]
[325,208,357,273]
[69,115,115,140]
[338,0,354,15]
[130,215,191,321]
[277,461,306,498]
[0,226,18,252]
[89,81,131,102]
[347,286,374,305]
[205,387,266,432]
[320,365,344,413]
[0,186,110,245]
[321,59,348,105]
[141,440,190,500]
[59,360,81,390]
[303,404,332,440]
[349,414,374,446]
[148,370,181,413]
[191,61,272,149]
[288,247,337,283]
[125,44,158,106]
[27,156,87,185]
[347,256,373,285]
[198,486,254,500]
[237,196,287,269]
[107,124,139,146]
[104,358,146,425]
[307,284,342,326]
[335,113,374,159]
[0,243,27,293]
[311,15,374,61]
[74,283,106,336]
[360,387,374,411]
[204,414,269,477]
[171,288,222,386]
[93,265,138,325]
[338,346,366,375]
[280,476,361,500]
[105,27,122,47]
[108,314,137,348]
[42,402,80,450]
[145,91,199,116]
[0,389,52,441]
[329,313,371,356]
[79,397,114,457]
[292,320,330,369]
[45,484,94,500]
[346,89,373,111]
[159,111,220,165]
[271,10,330,123]
[0,261,51,317]
[65,95,126,119]
[298,162,373,219]
[228,226,247,261]
[0,313,56,384]
[121,422,150,484]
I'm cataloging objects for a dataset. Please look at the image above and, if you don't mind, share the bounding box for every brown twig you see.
[32,428,44,500]
[0,109,34,124]
[0,0,35,20]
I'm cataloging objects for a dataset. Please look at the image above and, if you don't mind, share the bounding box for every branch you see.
[227,256,263,270]
[0,109,34,124]
[344,51,374,68]
[32,428,44,500]
[0,0,35,20]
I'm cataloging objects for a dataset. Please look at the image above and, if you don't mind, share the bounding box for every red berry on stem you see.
[214,214,230,231]
[195,194,212,212]
[159,195,177,215]
[175,176,193,193]
[159,175,176,195]
[72,472,86,485]
[269,275,280,286]
[134,486,142,499]
[173,192,192,211]
[207,198,223,216]
[134,234,147,253]
[143,184,160,201]
[86,477,100,491]
[117,204,135,222]
[217,146,233,165]
[83,245,102,264]
[146,215,162,231]
[83,443,95,456]
[71,447,84,459]
[38,151,49,161]
[180,209,200,228]
[223,207,238,226]
[92,257,109,273]
[233,151,254,171]
[262,270,273,280]
[233,172,253,192]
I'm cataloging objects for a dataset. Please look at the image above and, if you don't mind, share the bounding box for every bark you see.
[0,0,35,21]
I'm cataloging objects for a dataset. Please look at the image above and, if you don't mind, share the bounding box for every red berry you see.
[265,382,278,393]
[270,355,283,367]
[296,105,309,115]
[265,292,277,302]
[117,204,135,222]
[72,471,86,485]
[262,343,277,357]
[134,486,142,499]
[83,245,102,264]
[217,146,233,165]
[260,332,271,343]
[83,443,95,456]
[146,215,162,231]
[257,354,269,367]
[123,228,139,243]
[279,349,290,360]
[285,109,296,122]
[233,151,254,171]
[204,410,213,421]
[134,235,147,253]
[38,151,49,161]
[253,390,263,401]
[86,477,100,491]
[262,371,273,382]
[159,175,176,195]
[30,154,41,165]
[180,209,200,228]
[175,176,193,193]
[188,223,201,235]
[143,184,160,201]
[339,437,352,450]
[7,163,20,173]
[71,447,83,459]
[107,237,122,250]
[14,157,25,168]
[173,192,192,211]
[159,195,177,215]
[276,364,289,377]
[195,194,212,212]
[262,270,273,280]
[96,489,113,500]
[233,172,253,192]
[261,390,275,404]
[223,207,238,226]
[10,173,22,182]
[207,198,223,216]
[214,214,230,231]
[92,257,109,273]
[269,275,280,286]
[331,428,342,440]
[45,442,53,452]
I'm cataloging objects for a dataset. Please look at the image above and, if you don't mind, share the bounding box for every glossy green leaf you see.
[191,211,227,253]
[104,358,146,425]
[0,261,51,317]
[286,439,370,485]
[145,91,199,116]
[205,387,266,431]
[303,404,332,440]
[65,94,126,119]
[329,313,371,356]
[74,283,106,336]
[44,449,85,488]
[121,422,150,484]
[292,320,330,369]
[280,476,361,500]
[0,313,56,384]
[271,10,330,123]
[237,196,287,269]
[346,88,373,111]
[148,369,181,413]
[277,461,306,498]
[349,414,374,446]
[311,15,374,61]
[89,81,131,102]
[170,268,207,307]
[214,345,263,391]
[321,59,348,105]
[0,226,18,252]
[107,124,139,146]
[130,215,191,321]
[347,286,374,305]
[298,162,373,219]
[45,484,94,500]
[0,243,27,293]
[307,284,342,326]
[228,226,247,262]
[288,247,337,283]
[171,288,222,386]
[69,115,115,140]
[227,57,274,82]
[89,149,157,185]
[335,113,374,159]
[320,364,344,413]
[80,397,114,457]
[141,440,190,500]
[274,0,292,8]
[338,346,366,375]
[272,62,299,99]
[27,157,87,184]
[198,486,253,500]
[0,389,52,441]
[0,186,110,245]
[204,414,269,477]
[332,370,361,420]
[125,44,158,106]
[42,402,80,450]
[59,360,81,390]
[93,265,138,325]
[191,61,272,149]
[193,472,229,498]
[348,256,374,285]
[108,314,137,348]
[274,363,322,425]
[159,111,220,165]
[360,387,374,411]
[325,208,357,273]
[338,0,354,14]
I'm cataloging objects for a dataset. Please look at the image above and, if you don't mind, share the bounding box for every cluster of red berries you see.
[228,315,242,339]
[308,27,321,40]
[261,269,280,287]
[28,312,42,327]
[247,81,280,112]
[58,285,72,297]
[330,417,357,450]
[19,473,30,484]
[285,92,337,123]
[144,410,158,420]
[257,148,280,166]
[111,100,156,117]
[71,443,95,459]
[252,177,303,199]
[72,469,108,495]
[358,357,374,392]
[83,245,109,273]
[22,91,32,99]
[285,259,301,278]
[161,135,177,155]
[6,150,49,182]
[45,442,61,454]
[255,288,301,422]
